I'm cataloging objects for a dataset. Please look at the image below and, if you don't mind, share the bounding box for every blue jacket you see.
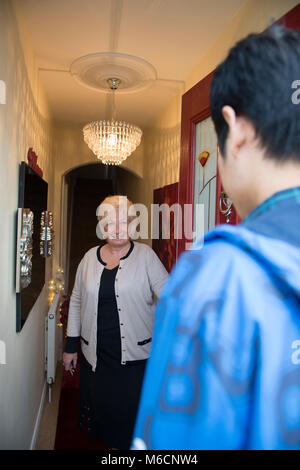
[132,190,300,450]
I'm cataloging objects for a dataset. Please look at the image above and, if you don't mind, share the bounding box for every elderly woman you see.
[63,195,168,450]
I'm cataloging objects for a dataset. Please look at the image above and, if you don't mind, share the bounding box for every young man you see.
[131,25,300,450]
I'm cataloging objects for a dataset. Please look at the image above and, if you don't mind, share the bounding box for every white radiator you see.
[45,293,63,402]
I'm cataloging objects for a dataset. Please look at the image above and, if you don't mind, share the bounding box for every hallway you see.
[0,0,299,451]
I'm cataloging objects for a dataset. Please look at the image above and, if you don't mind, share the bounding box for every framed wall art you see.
[152,182,178,273]
[16,161,48,332]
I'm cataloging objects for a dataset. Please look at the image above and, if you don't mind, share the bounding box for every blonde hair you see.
[97,195,135,222]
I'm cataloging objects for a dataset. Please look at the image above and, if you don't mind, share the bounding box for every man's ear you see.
[222,105,236,129]
[221,105,248,158]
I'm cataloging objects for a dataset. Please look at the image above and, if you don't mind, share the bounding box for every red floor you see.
[54,351,110,450]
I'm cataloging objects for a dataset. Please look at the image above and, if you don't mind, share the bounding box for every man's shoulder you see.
[182,225,256,272]
[162,225,263,299]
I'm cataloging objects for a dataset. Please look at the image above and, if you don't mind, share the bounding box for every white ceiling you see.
[18,0,247,128]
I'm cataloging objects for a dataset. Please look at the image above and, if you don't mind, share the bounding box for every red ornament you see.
[27,148,43,177]
[198,150,210,167]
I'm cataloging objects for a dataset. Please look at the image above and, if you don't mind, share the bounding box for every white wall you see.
[0,0,56,449]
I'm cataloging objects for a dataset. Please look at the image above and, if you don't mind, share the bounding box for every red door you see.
[177,72,240,257]
[177,3,300,258]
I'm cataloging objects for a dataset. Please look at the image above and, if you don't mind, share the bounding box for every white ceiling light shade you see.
[83,78,143,165]
[83,119,142,166]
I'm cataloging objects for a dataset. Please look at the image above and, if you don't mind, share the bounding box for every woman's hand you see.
[63,352,78,372]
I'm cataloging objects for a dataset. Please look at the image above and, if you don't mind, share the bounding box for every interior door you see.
[177,72,240,257]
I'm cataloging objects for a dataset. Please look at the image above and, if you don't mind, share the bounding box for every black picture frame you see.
[16,162,48,332]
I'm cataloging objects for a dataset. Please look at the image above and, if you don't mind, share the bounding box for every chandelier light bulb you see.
[82,78,142,165]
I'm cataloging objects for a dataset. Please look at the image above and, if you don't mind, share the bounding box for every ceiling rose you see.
[70,52,157,94]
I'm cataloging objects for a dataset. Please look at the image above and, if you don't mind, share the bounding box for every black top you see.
[97,240,134,266]
[64,242,134,355]
[96,265,120,364]
[95,241,134,365]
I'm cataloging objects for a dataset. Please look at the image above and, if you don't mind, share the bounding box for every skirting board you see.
[30,379,47,450]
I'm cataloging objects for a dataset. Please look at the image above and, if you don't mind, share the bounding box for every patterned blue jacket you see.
[131,188,300,450]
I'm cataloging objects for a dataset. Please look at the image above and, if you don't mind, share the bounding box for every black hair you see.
[210,25,300,162]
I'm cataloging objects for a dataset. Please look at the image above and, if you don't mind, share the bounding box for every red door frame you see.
[276,3,300,31]
[177,3,300,257]
[177,72,213,257]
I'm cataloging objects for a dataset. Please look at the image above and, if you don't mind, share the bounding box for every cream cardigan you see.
[67,242,168,371]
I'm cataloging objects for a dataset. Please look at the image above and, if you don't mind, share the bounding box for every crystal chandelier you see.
[83,78,142,165]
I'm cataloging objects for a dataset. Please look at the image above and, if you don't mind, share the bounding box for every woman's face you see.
[104,209,130,247]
